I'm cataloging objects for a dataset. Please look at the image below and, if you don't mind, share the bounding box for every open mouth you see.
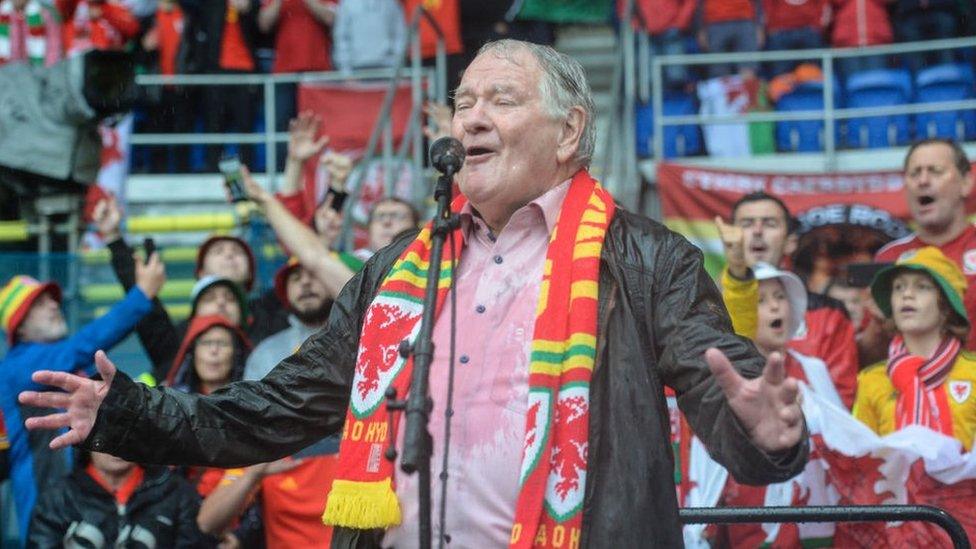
[466,146,494,159]
[770,318,784,329]
[918,195,935,206]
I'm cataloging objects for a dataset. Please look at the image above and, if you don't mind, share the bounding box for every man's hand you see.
[705,347,804,453]
[287,112,329,163]
[93,196,123,243]
[714,216,749,278]
[320,151,353,191]
[314,194,344,249]
[18,350,117,450]
[240,165,271,206]
[134,251,166,299]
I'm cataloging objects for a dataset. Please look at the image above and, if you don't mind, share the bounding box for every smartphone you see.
[143,237,156,265]
[218,155,248,203]
[845,262,891,288]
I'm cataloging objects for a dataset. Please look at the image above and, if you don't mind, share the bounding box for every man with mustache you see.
[20,39,807,548]
[875,138,976,350]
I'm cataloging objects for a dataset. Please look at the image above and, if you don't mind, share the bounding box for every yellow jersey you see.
[853,351,976,451]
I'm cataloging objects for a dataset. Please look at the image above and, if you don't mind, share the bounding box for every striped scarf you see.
[322,169,615,548]
[0,1,48,66]
[887,334,959,436]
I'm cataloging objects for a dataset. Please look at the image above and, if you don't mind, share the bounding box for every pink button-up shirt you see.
[383,180,570,548]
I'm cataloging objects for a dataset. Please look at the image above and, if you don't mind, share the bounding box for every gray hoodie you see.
[333,0,407,72]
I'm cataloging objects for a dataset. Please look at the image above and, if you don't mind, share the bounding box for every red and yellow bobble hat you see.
[0,275,63,347]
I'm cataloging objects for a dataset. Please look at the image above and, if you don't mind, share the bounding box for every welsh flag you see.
[677,383,976,547]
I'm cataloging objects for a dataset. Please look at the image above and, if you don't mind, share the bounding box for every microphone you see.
[428,137,465,175]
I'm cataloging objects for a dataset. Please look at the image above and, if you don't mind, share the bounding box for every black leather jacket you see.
[86,208,807,548]
[29,465,211,548]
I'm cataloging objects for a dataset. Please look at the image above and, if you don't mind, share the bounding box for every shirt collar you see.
[458,177,573,240]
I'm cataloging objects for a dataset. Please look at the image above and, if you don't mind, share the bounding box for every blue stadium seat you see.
[774,81,841,152]
[914,63,976,141]
[635,92,703,158]
[844,69,913,148]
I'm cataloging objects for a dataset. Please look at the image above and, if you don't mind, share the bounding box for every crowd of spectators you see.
[1,0,976,545]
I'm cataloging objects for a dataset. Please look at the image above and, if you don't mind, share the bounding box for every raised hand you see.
[714,215,749,278]
[93,196,123,243]
[19,350,117,450]
[134,251,166,299]
[319,151,353,191]
[287,111,329,163]
[704,347,804,453]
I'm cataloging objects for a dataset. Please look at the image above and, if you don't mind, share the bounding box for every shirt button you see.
[493,255,503,265]
[459,355,470,364]
[475,304,486,314]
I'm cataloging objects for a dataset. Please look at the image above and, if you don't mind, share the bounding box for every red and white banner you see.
[678,382,976,547]
[658,162,976,273]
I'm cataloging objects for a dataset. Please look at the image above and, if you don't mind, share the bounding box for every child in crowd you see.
[856,246,976,451]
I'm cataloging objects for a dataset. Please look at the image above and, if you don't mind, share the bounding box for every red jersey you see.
[701,0,756,24]
[875,224,976,351]
[219,1,254,71]
[260,455,340,547]
[762,0,827,32]
[262,0,333,73]
[58,0,139,55]
[401,0,462,58]
[154,5,184,76]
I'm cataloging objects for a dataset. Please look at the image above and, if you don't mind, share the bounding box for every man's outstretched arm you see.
[18,249,388,467]
[650,231,807,485]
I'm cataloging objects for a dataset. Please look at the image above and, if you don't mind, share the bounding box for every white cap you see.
[752,262,807,339]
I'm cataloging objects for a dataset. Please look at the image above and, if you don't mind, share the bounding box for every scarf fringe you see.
[322,479,402,529]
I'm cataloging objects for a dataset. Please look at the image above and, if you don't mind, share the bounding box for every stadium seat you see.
[774,81,842,152]
[914,63,976,141]
[635,92,703,158]
[843,69,913,148]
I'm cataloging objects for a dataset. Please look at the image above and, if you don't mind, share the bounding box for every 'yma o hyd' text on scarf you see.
[323,170,616,548]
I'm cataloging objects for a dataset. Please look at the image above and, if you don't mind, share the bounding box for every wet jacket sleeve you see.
[107,238,181,382]
[83,251,384,467]
[651,235,808,485]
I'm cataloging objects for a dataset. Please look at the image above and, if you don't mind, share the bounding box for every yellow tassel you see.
[321,479,402,529]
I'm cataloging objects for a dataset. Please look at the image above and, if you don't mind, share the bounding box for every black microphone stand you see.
[385,163,459,549]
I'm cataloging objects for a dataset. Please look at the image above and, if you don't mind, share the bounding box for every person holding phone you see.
[0,255,164,545]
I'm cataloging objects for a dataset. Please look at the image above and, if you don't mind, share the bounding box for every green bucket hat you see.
[870,246,968,325]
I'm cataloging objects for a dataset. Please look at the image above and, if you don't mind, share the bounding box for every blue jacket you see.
[0,286,151,545]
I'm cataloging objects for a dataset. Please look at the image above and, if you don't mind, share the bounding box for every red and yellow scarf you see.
[322,170,615,547]
[887,334,959,436]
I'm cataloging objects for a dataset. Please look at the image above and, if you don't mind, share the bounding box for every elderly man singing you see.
[20,40,806,548]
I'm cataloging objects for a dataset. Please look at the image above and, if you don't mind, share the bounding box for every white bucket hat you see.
[752,262,807,339]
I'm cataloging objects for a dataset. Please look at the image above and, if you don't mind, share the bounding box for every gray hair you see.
[473,39,596,167]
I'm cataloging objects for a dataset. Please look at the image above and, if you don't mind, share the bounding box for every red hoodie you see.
[701,0,757,24]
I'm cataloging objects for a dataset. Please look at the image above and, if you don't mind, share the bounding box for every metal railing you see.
[132,65,437,192]
[680,504,971,549]
[648,36,976,170]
